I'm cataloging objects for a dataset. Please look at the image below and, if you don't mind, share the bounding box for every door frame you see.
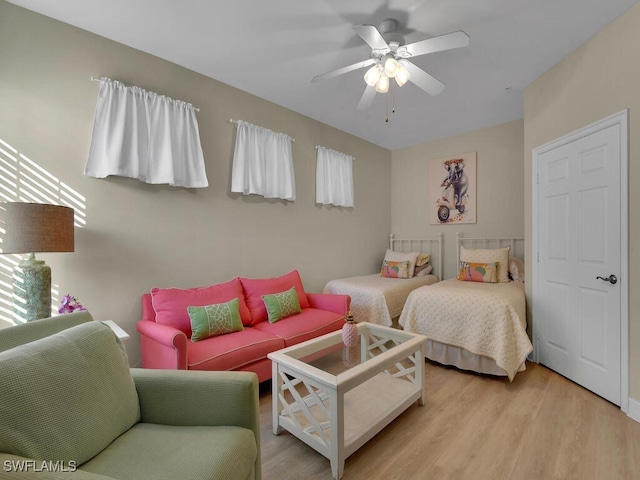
[531,109,628,413]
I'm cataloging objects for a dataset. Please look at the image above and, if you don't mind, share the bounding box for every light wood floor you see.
[258,361,640,480]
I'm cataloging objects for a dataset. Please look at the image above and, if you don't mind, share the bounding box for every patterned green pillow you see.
[187,297,244,342]
[262,286,302,323]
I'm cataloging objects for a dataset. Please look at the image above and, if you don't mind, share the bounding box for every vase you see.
[341,311,359,347]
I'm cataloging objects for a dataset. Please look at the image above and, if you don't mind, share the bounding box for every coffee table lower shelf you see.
[274,371,422,479]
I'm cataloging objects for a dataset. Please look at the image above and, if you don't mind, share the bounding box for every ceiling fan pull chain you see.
[385,93,389,123]
[392,81,396,114]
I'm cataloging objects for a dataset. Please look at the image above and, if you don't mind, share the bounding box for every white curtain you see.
[85,78,208,188]
[231,121,295,201]
[316,146,354,207]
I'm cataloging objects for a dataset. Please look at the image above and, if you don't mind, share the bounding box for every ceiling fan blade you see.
[403,31,470,57]
[357,85,376,110]
[353,24,389,51]
[312,58,376,83]
[402,61,446,96]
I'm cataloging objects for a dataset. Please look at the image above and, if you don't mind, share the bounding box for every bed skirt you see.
[425,339,526,377]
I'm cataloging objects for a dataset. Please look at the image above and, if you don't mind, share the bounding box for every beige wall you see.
[524,3,640,402]
[0,2,392,365]
[391,119,525,279]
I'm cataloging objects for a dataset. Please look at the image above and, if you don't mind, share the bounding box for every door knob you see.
[596,274,617,285]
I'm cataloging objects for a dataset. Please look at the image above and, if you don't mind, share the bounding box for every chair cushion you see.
[187,327,284,371]
[0,322,140,465]
[253,308,344,346]
[151,278,252,333]
[81,423,256,480]
[240,270,310,326]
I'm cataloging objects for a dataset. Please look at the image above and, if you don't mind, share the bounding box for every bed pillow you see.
[384,250,419,278]
[458,261,498,283]
[460,246,510,283]
[415,253,430,267]
[415,264,433,277]
[380,260,411,278]
[508,256,525,283]
[188,298,244,342]
[413,253,430,276]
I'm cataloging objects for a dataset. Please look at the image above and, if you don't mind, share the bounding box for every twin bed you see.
[322,234,441,327]
[323,233,533,381]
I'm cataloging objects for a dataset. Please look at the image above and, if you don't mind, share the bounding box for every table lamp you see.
[1,202,74,322]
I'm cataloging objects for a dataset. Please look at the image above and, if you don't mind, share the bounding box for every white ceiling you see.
[7,0,639,150]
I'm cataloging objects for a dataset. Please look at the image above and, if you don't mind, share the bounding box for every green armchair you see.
[0,311,261,480]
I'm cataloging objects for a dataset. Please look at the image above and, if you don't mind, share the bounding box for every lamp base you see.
[13,255,51,323]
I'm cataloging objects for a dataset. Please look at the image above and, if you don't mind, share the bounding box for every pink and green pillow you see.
[457,261,498,283]
[240,270,309,326]
[262,286,302,323]
[187,297,244,342]
[380,260,411,278]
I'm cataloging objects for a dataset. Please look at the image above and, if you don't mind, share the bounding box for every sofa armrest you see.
[0,453,114,479]
[131,368,261,479]
[136,320,188,369]
[307,293,350,316]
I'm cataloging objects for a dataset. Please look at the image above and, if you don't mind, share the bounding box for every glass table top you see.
[280,323,417,377]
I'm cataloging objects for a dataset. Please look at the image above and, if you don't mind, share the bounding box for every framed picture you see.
[428,152,477,225]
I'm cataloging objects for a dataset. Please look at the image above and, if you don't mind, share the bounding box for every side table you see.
[101,320,130,346]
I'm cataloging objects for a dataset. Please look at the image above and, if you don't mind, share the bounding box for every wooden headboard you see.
[389,233,443,280]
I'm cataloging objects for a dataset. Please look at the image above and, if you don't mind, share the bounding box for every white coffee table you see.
[268,322,427,479]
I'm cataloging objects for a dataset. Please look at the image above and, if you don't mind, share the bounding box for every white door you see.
[535,121,623,406]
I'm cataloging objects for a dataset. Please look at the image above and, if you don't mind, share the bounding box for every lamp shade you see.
[375,74,389,93]
[1,202,74,254]
[395,65,410,87]
[364,65,382,87]
[384,56,400,78]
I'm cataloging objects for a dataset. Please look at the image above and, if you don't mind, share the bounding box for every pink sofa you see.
[137,270,350,382]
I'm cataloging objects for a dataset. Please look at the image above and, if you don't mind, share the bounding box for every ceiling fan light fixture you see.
[364,65,382,87]
[395,65,410,87]
[384,56,400,78]
[375,74,389,93]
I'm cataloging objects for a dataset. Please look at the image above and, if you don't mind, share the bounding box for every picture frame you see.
[428,152,477,225]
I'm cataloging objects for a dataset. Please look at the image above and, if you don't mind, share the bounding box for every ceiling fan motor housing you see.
[378,18,405,47]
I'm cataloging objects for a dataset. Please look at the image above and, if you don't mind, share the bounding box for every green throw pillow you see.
[188,298,244,342]
[262,286,302,323]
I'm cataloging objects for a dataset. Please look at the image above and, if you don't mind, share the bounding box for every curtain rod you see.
[227,119,295,142]
[315,145,355,160]
[90,77,200,111]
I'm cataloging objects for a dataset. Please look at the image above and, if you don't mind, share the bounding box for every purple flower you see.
[59,294,86,314]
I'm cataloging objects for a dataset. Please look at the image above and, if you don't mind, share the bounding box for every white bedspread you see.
[399,278,533,381]
[322,274,438,327]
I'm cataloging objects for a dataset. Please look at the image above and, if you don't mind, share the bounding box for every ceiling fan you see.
[312,19,470,110]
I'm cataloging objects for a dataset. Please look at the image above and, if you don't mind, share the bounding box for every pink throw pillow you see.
[240,270,309,326]
[151,277,252,333]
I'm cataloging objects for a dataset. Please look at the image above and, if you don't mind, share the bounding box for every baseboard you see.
[628,398,640,424]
